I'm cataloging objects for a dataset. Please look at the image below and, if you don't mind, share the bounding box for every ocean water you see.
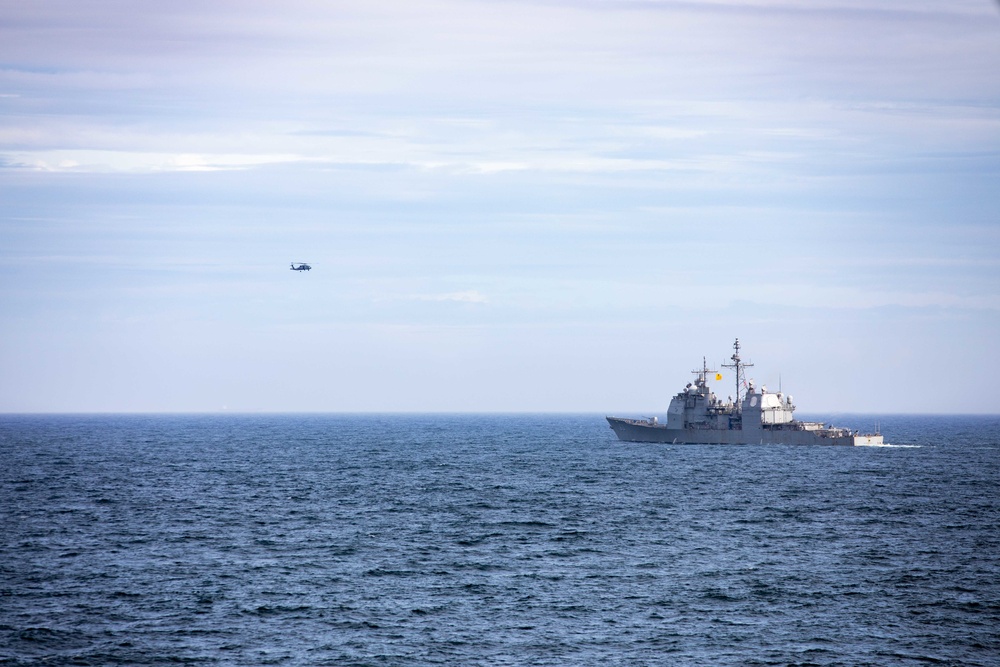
[1,414,998,666]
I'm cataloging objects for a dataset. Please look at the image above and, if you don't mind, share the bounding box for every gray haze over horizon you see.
[2,0,999,414]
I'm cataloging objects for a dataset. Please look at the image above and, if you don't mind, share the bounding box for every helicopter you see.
[290,262,311,271]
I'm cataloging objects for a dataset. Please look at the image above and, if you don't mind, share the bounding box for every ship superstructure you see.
[607,339,883,446]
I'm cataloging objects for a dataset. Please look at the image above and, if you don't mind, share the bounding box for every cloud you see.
[2,1,997,180]
[0,150,312,172]
[1,0,998,411]
[408,291,489,304]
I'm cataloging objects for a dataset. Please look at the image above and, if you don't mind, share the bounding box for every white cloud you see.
[0,150,310,172]
[1,0,999,411]
[407,291,490,304]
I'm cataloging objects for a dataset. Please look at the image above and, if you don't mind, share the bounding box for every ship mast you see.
[721,338,753,413]
[691,356,717,388]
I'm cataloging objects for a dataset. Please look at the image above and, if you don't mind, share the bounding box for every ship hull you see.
[606,417,882,446]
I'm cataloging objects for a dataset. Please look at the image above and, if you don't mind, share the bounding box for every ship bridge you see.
[743,385,795,425]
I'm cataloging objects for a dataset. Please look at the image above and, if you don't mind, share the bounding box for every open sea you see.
[1,413,998,666]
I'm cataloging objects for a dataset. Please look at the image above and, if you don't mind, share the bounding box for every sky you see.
[1,0,999,414]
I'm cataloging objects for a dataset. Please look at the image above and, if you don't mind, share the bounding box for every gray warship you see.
[607,339,884,446]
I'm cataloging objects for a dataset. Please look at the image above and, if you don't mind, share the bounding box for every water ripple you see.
[1,414,998,666]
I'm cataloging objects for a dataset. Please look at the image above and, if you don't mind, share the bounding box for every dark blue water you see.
[2,414,998,666]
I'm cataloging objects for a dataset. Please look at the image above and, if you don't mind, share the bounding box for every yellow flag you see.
[715,373,723,381]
